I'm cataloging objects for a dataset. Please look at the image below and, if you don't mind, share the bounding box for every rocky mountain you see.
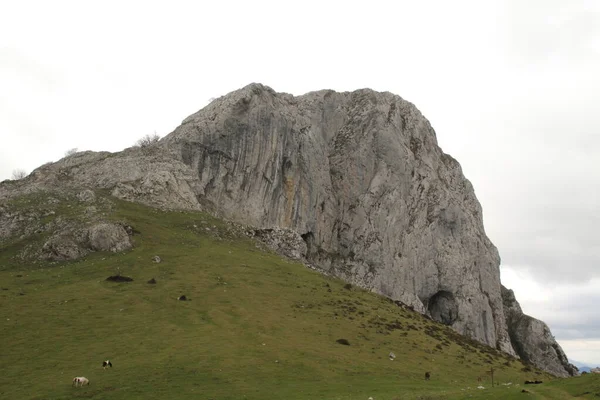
[0,83,576,377]
[502,286,578,377]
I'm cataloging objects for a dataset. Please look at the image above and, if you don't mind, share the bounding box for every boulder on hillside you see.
[77,189,96,203]
[42,233,88,261]
[87,223,132,253]
[40,222,131,261]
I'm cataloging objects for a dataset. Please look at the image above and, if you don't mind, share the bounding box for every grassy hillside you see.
[0,191,595,399]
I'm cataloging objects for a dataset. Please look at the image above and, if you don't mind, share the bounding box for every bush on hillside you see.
[11,169,27,180]
[64,148,79,157]
[135,133,160,148]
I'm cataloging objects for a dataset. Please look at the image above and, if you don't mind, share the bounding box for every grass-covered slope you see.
[0,192,595,399]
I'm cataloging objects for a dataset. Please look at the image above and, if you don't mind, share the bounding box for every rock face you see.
[41,223,132,261]
[502,286,578,377]
[0,83,575,375]
[87,223,132,253]
[162,83,514,354]
[0,147,201,211]
[251,227,307,261]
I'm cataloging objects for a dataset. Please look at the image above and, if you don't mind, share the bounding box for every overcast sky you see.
[1,0,599,366]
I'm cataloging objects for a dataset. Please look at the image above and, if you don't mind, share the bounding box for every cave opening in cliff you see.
[301,231,314,258]
[427,290,458,326]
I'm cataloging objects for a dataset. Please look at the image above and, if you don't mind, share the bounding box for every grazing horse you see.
[72,377,90,387]
[425,371,431,380]
[103,360,113,369]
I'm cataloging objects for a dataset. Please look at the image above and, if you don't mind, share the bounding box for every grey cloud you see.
[529,292,600,340]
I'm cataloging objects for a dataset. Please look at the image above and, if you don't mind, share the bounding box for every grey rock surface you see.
[42,232,88,261]
[502,285,578,377]
[251,227,308,260]
[77,189,96,203]
[0,148,201,211]
[162,83,514,354]
[87,223,132,253]
[40,222,131,260]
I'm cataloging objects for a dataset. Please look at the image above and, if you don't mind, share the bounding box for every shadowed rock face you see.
[502,285,578,377]
[1,83,575,374]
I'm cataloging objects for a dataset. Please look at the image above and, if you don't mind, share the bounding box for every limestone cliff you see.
[161,83,514,354]
[0,83,577,375]
[502,285,578,377]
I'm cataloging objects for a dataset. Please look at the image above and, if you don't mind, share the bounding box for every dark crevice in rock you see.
[301,231,314,258]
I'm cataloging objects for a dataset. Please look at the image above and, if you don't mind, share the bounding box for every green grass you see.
[0,191,594,399]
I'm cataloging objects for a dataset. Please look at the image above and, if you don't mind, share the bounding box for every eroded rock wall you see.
[502,285,578,377]
[162,83,514,354]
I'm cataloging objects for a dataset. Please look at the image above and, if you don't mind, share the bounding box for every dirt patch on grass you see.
[106,275,133,282]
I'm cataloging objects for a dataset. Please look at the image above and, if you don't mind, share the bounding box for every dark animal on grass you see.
[425,371,431,380]
[336,338,350,345]
[178,295,187,301]
[524,380,543,384]
[103,360,112,369]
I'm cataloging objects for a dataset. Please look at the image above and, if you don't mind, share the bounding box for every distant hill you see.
[569,359,600,374]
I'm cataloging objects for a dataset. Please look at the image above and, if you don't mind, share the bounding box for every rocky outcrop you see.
[0,147,201,211]
[40,222,132,261]
[251,227,307,261]
[0,83,574,374]
[159,83,514,354]
[0,190,132,261]
[502,285,578,377]
[87,223,132,253]
[42,232,88,261]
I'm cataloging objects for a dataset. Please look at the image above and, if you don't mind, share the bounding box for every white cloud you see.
[562,340,600,368]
